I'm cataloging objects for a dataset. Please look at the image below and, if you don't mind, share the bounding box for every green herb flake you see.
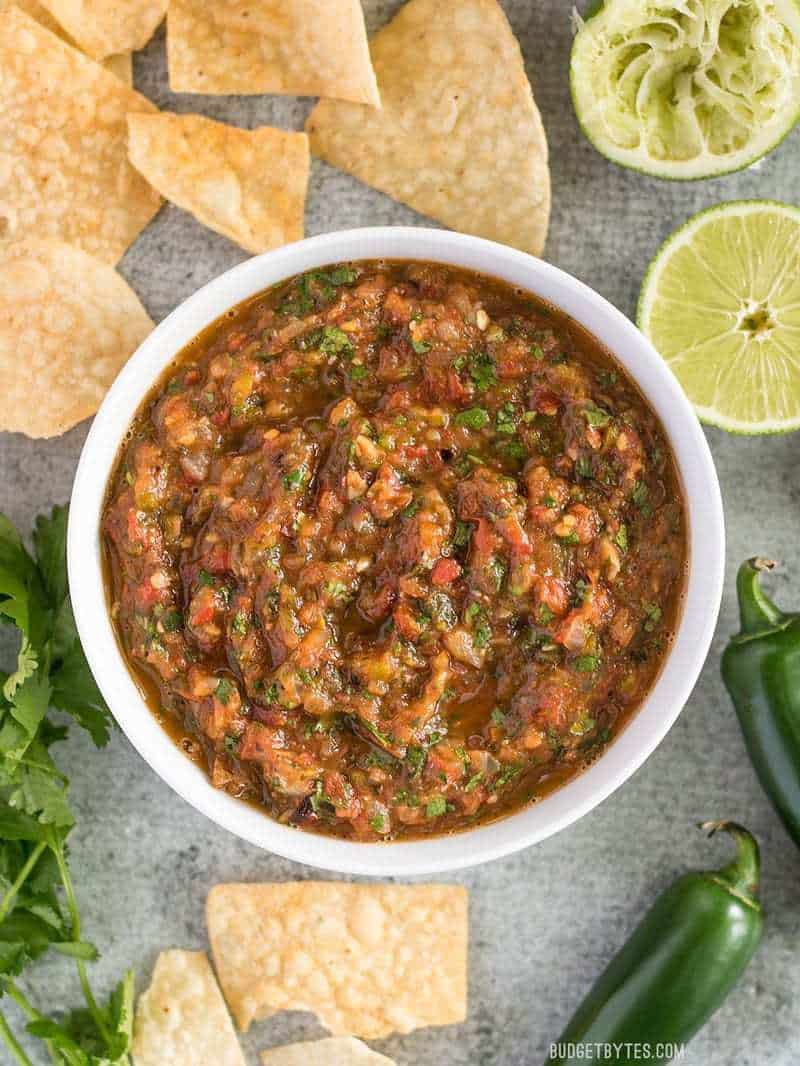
[574,655,600,673]
[490,707,507,727]
[615,524,628,552]
[469,351,497,391]
[631,481,650,511]
[643,602,663,632]
[197,569,215,587]
[350,363,369,382]
[426,796,448,818]
[406,745,427,778]
[411,337,432,354]
[215,678,236,704]
[575,455,593,480]
[369,813,387,833]
[495,403,517,435]
[474,619,492,648]
[570,715,596,737]
[161,607,183,632]
[538,604,555,625]
[224,734,241,753]
[232,611,249,636]
[464,772,484,793]
[453,521,472,548]
[319,325,355,357]
[454,407,490,430]
[583,405,612,428]
[493,765,522,789]
[282,466,308,491]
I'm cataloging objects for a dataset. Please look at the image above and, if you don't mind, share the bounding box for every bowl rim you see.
[68,226,725,877]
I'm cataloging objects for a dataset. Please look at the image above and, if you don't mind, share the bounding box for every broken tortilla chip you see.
[127,112,309,254]
[0,2,133,80]
[306,0,550,257]
[36,0,166,59]
[0,239,153,438]
[207,883,468,1039]
[0,8,160,263]
[261,1037,396,1066]
[132,950,246,1066]
[168,0,379,105]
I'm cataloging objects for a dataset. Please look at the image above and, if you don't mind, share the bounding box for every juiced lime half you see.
[638,201,800,434]
[571,0,800,180]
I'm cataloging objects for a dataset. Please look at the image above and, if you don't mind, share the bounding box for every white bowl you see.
[69,227,725,877]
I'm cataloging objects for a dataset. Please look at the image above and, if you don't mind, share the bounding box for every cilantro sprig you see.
[0,507,133,1066]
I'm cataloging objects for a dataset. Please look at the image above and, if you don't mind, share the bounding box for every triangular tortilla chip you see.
[37,0,166,59]
[207,883,468,1038]
[168,0,379,105]
[1,2,133,81]
[307,0,550,256]
[133,951,246,1066]
[0,9,161,262]
[0,239,153,438]
[261,1038,396,1066]
[128,112,309,254]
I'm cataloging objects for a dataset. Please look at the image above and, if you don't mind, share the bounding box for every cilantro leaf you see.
[33,506,68,608]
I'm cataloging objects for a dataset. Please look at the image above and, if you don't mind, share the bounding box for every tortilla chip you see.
[0,9,161,263]
[0,239,153,438]
[37,0,166,59]
[306,0,550,257]
[0,3,134,82]
[132,950,246,1066]
[261,1037,396,1066]
[168,0,379,105]
[207,883,468,1039]
[127,112,309,254]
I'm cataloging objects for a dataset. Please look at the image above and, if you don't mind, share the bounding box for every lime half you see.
[571,0,800,180]
[638,201,800,434]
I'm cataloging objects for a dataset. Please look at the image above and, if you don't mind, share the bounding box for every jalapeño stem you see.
[736,558,785,635]
[701,821,761,904]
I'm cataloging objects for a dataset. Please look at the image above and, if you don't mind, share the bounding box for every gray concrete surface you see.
[2,2,799,1063]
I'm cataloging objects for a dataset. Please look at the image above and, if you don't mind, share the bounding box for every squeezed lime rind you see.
[571,0,800,181]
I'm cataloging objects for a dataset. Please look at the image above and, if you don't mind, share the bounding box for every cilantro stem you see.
[0,841,47,924]
[3,982,59,1066]
[52,844,112,1047]
[0,1008,34,1066]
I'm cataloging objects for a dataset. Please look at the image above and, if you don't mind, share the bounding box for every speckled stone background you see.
[2,2,800,1063]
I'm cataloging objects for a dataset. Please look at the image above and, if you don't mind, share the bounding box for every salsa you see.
[103,261,687,841]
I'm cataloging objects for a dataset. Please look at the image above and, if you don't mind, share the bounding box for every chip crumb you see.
[207,882,468,1038]
[127,112,309,254]
[261,1037,396,1066]
[307,0,550,256]
[0,239,153,438]
[168,0,379,105]
[133,950,246,1066]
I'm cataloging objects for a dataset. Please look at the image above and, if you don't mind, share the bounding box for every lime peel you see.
[638,200,800,435]
[571,0,800,180]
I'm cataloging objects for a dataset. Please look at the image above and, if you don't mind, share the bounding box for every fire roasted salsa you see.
[103,261,687,841]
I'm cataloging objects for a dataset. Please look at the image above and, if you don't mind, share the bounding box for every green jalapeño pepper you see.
[546,822,762,1066]
[723,558,800,848]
